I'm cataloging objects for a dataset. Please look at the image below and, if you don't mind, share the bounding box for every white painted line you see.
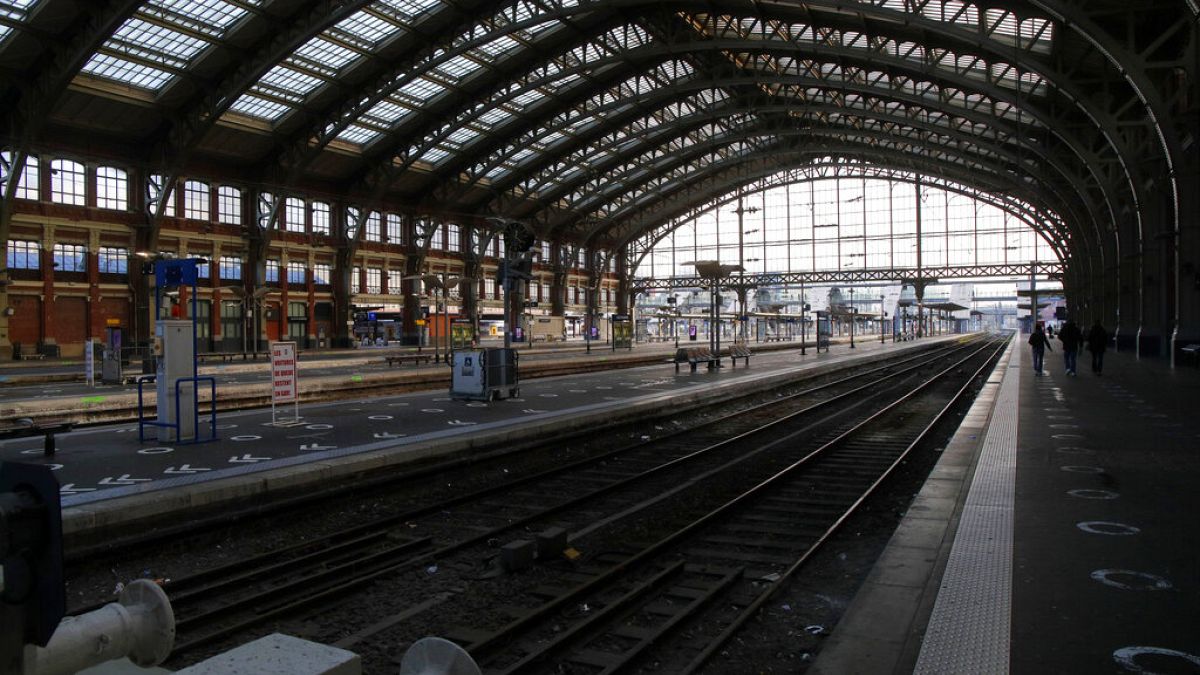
[1089,569,1172,591]
[1113,646,1200,672]
[1067,488,1119,499]
[1076,521,1140,536]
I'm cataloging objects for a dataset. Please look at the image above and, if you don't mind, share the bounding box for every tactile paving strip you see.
[914,338,1019,674]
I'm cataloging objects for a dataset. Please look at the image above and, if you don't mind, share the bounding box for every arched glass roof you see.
[1,0,1191,268]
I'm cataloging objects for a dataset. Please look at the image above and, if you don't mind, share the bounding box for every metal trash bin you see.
[450,348,519,401]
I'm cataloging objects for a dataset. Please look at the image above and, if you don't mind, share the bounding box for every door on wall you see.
[8,295,41,356]
[264,302,281,342]
[287,301,307,344]
[54,296,88,357]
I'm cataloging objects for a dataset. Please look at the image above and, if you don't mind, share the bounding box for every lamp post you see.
[800,281,807,356]
[849,287,856,349]
[881,293,886,344]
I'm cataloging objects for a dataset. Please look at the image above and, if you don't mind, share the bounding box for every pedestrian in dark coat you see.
[1086,321,1109,375]
[1028,323,1052,376]
[1058,319,1082,376]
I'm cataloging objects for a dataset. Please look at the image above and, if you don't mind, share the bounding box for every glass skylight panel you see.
[394,77,446,104]
[445,126,480,144]
[337,125,380,145]
[478,106,515,126]
[435,53,480,81]
[418,147,451,164]
[105,17,207,68]
[141,0,250,37]
[472,34,521,59]
[293,38,360,75]
[363,99,409,124]
[228,94,292,120]
[377,0,444,22]
[81,53,173,90]
[337,10,399,46]
[257,65,324,100]
[80,2,254,92]
[0,0,38,42]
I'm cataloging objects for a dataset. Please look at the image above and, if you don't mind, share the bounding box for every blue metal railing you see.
[137,374,218,444]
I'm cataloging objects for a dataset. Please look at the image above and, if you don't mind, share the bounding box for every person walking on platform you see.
[1087,320,1109,375]
[1058,319,1082,376]
[1028,322,1052,376]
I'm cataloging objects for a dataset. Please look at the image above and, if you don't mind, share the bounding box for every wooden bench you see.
[385,353,433,367]
[672,347,720,372]
[727,343,752,367]
[17,353,45,360]
[0,417,74,456]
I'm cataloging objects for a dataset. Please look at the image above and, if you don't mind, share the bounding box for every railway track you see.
[63,336,1003,667]
[66,336,998,669]
[459,336,1006,673]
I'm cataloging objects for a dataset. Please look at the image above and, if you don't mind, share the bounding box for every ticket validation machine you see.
[156,320,196,441]
[101,324,123,384]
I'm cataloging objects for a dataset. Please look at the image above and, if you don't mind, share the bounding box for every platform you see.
[0,335,960,547]
[813,335,1200,674]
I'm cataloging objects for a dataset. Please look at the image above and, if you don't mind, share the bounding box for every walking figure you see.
[1086,320,1109,375]
[1058,319,1082,376]
[1028,322,1052,376]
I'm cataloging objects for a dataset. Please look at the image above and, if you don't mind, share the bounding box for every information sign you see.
[271,342,298,403]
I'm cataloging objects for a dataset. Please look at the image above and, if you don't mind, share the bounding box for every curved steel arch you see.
[469,72,1116,258]
[556,126,1084,253]
[591,147,1070,261]
[437,40,1123,234]
[626,169,1071,281]
[510,99,1099,239]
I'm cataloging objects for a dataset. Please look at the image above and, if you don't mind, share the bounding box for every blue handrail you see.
[136,374,218,444]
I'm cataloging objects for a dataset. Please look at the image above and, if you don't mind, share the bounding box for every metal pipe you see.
[29,580,174,675]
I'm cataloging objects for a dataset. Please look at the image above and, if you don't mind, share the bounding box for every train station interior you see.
[1,2,1197,674]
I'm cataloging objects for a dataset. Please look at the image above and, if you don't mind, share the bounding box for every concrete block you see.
[501,539,535,572]
[174,633,360,675]
[536,527,568,559]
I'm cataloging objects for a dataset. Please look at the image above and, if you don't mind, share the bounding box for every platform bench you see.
[672,347,720,372]
[17,353,45,361]
[727,344,752,367]
[385,353,433,367]
[0,417,74,456]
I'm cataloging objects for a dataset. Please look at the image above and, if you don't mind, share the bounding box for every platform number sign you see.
[270,341,300,424]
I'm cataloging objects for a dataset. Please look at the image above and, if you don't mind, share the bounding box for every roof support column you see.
[1134,193,1172,358]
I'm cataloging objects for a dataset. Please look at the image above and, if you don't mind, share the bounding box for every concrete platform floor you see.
[813,336,1200,674]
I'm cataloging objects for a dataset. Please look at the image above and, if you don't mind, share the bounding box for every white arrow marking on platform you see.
[138,447,174,455]
[60,484,96,494]
[373,432,407,439]
[447,419,477,426]
[229,454,271,463]
[368,415,393,420]
[163,464,211,474]
[230,435,262,442]
[305,424,333,430]
[522,409,547,414]
[421,408,444,413]
[47,464,63,471]
[99,474,152,485]
[299,443,337,451]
